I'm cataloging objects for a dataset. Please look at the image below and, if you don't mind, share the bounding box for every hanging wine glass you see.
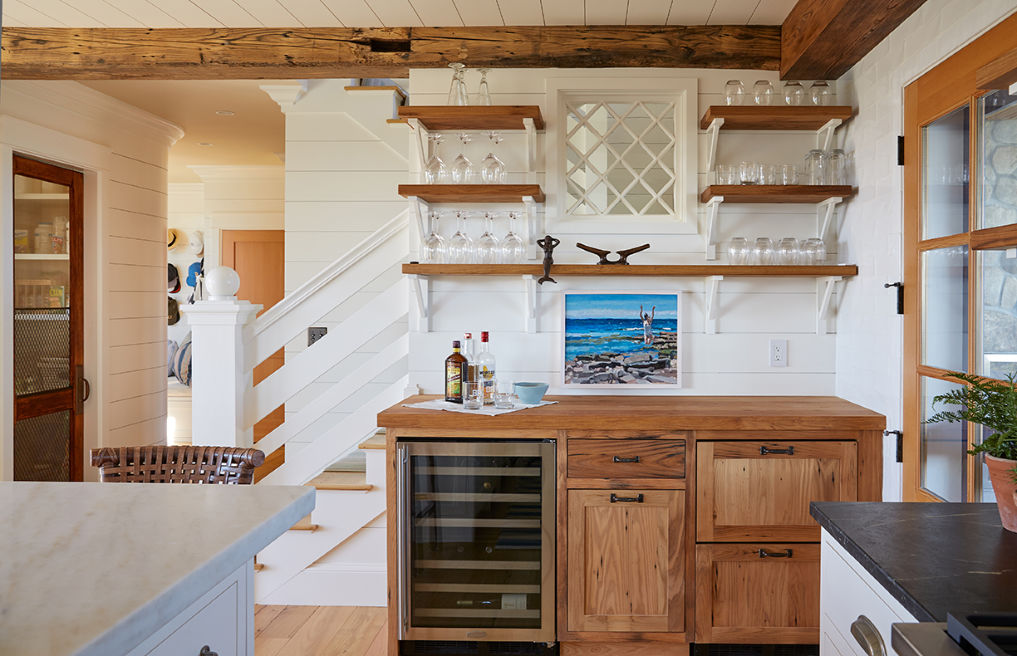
[477,68,493,105]
[501,211,526,264]
[424,133,448,183]
[422,210,447,263]
[447,62,469,106]
[449,210,474,263]
[477,212,501,264]
[451,132,474,183]
[481,131,506,183]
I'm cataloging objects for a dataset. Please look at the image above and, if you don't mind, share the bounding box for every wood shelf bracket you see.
[705,117,725,172]
[523,275,538,333]
[704,195,724,260]
[705,275,724,334]
[816,118,842,151]
[816,276,842,335]
[817,197,843,241]
[409,274,431,333]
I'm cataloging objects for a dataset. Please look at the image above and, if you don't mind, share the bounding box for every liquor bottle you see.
[477,331,496,405]
[445,340,467,404]
[463,332,479,384]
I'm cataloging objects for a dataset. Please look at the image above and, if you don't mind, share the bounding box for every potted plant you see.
[927,371,1017,532]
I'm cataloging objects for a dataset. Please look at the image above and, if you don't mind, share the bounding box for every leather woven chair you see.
[90,446,265,485]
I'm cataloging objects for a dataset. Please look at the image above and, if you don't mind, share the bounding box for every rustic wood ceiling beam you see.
[781,0,929,80]
[0,25,780,80]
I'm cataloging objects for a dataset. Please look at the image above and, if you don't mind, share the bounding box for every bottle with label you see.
[462,332,479,384]
[477,331,496,405]
[445,340,468,404]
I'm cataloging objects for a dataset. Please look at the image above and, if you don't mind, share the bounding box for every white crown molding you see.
[1,81,184,146]
[260,81,309,112]
[187,164,284,181]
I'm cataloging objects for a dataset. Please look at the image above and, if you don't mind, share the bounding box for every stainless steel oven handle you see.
[397,444,410,638]
[851,615,887,656]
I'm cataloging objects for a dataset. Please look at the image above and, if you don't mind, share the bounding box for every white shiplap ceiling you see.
[2,0,798,28]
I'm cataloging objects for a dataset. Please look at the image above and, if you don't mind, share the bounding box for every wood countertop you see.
[378,395,885,432]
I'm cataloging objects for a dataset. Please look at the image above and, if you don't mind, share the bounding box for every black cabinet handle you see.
[612,455,640,463]
[610,493,644,503]
[759,445,794,456]
[758,548,793,559]
[199,648,218,656]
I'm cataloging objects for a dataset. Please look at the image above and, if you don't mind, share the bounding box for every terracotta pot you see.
[985,454,1017,533]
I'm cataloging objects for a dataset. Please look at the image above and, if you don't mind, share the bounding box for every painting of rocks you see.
[564,292,680,386]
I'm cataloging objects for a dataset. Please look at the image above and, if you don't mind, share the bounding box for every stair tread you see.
[344,85,406,101]
[307,471,373,491]
[358,432,386,450]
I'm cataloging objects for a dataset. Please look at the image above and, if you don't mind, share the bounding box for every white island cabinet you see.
[0,482,314,656]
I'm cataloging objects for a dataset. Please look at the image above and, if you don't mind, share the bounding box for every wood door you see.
[12,155,85,481]
[567,489,685,633]
[696,441,857,542]
[695,543,820,643]
[221,230,284,476]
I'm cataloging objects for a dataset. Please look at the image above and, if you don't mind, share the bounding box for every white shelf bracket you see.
[409,274,431,333]
[407,196,430,248]
[816,276,842,335]
[523,275,538,333]
[705,196,724,260]
[408,118,428,177]
[706,118,724,172]
[705,275,724,335]
[523,117,537,182]
[817,197,843,242]
[522,195,539,260]
[816,118,842,152]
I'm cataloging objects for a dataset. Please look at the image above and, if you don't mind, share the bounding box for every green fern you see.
[926,371,1017,461]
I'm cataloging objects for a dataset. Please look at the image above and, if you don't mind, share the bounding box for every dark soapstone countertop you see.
[810,502,1017,622]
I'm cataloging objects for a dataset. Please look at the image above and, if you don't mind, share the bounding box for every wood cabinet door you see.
[567,489,685,633]
[697,441,857,542]
[695,543,820,644]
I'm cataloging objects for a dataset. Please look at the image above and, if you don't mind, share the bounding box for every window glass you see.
[921,246,969,371]
[980,88,1017,229]
[979,249,1017,379]
[922,104,970,239]
[921,376,968,501]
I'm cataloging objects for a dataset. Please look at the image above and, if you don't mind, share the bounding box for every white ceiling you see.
[2,0,797,28]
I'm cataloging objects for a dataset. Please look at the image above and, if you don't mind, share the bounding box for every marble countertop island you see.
[0,482,314,656]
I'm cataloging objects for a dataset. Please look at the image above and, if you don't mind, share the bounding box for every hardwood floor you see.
[255,605,386,656]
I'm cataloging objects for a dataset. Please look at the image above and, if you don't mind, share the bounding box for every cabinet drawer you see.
[568,439,685,479]
[697,441,857,542]
[147,581,239,656]
[695,543,820,644]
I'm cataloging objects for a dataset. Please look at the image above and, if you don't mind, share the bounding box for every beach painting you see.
[563,292,680,386]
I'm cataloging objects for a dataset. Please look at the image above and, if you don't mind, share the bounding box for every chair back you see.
[90,446,265,485]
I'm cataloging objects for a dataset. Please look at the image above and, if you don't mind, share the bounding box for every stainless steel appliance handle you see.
[397,444,411,638]
[851,615,887,656]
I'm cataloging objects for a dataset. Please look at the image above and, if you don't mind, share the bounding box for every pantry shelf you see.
[14,254,70,261]
[397,105,545,131]
[399,184,546,204]
[699,106,854,131]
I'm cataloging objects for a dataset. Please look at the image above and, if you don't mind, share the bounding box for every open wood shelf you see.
[14,193,69,201]
[699,105,854,130]
[701,184,854,204]
[397,105,545,130]
[14,253,70,261]
[398,184,545,203]
[402,263,858,277]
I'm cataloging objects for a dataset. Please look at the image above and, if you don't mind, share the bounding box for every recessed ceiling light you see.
[199,142,214,147]
[215,110,235,116]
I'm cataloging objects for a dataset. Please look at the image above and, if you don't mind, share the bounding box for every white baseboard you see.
[261,566,387,606]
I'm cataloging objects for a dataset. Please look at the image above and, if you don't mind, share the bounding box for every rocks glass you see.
[728,237,750,264]
[753,80,776,106]
[801,238,827,264]
[784,81,806,106]
[780,164,798,185]
[778,237,800,265]
[753,237,775,265]
[810,81,835,106]
[739,160,760,185]
[724,80,745,106]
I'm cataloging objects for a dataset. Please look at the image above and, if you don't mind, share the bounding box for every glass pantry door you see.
[12,155,85,481]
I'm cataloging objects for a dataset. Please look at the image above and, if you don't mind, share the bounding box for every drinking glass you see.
[780,163,798,185]
[803,237,827,264]
[449,210,474,263]
[728,237,749,264]
[481,131,506,183]
[778,237,800,265]
[783,81,806,106]
[739,160,759,185]
[494,380,515,409]
[451,132,474,184]
[477,212,501,264]
[753,80,776,106]
[760,164,778,185]
[827,149,847,185]
[501,211,526,264]
[753,237,775,265]
[715,164,736,185]
[463,381,482,409]
[804,149,827,185]
[424,134,448,183]
[724,80,745,106]
[422,210,447,263]
[810,81,834,106]
[448,62,469,106]
[476,68,493,106]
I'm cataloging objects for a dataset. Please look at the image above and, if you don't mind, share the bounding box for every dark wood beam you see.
[0,25,780,80]
[976,46,1017,90]
[781,0,929,80]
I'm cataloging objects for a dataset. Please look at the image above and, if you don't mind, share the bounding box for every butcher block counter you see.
[379,395,885,655]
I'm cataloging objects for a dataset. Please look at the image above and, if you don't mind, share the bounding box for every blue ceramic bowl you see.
[514,382,548,405]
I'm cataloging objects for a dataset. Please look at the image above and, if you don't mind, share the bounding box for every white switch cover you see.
[769,339,788,367]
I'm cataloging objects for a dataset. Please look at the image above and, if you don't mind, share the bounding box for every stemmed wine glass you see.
[424,133,448,183]
[422,210,447,263]
[477,212,501,264]
[501,211,526,264]
[449,210,473,263]
[448,63,468,106]
[481,132,506,183]
[451,132,474,184]
[477,68,493,105]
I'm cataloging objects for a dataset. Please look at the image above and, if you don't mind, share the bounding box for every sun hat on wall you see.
[188,230,204,257]
[168,228,185,251]
[168,263,181,294]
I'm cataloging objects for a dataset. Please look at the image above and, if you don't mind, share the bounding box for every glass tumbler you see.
[810,81,834,106]
[804,237,827,264]
[753,80,776,105]
[728,237,749,264]
[780,164,798,185]
[784,81,806,106]
[753,237,775,265]
[724,80,745,106]
[778,237,800,265]
[804,149,827,185]
[739,160,760,185]
[463,381,482,409]
[761,164,778,185]
[827,149,847,185]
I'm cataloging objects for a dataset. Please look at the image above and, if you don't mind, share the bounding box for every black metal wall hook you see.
[576,242,650,265]
[884,281,903,315]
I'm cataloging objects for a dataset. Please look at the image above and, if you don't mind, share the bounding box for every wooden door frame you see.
[902,12,1017,501]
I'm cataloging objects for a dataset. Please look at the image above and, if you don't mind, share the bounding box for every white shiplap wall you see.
[406,68,841,395]
[0,81,181,479]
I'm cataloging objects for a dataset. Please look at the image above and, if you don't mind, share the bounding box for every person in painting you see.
[639,304,655,345]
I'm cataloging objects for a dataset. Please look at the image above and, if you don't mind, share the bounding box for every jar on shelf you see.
[804,150,827,185]
[35,223,53,254]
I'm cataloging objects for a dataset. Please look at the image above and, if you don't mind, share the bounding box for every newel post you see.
[180,267,262,448]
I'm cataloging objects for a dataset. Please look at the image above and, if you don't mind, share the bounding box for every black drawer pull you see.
[612,455,640,463]
[758,548,793,559]
[610,493,644,503]
[759,445,794,456]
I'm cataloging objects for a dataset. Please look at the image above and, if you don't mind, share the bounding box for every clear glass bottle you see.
[476,331,496,405]
[462,332,479,384]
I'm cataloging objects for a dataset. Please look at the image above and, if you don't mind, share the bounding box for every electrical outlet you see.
[307,326,327,347]
[769,338,788,367]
